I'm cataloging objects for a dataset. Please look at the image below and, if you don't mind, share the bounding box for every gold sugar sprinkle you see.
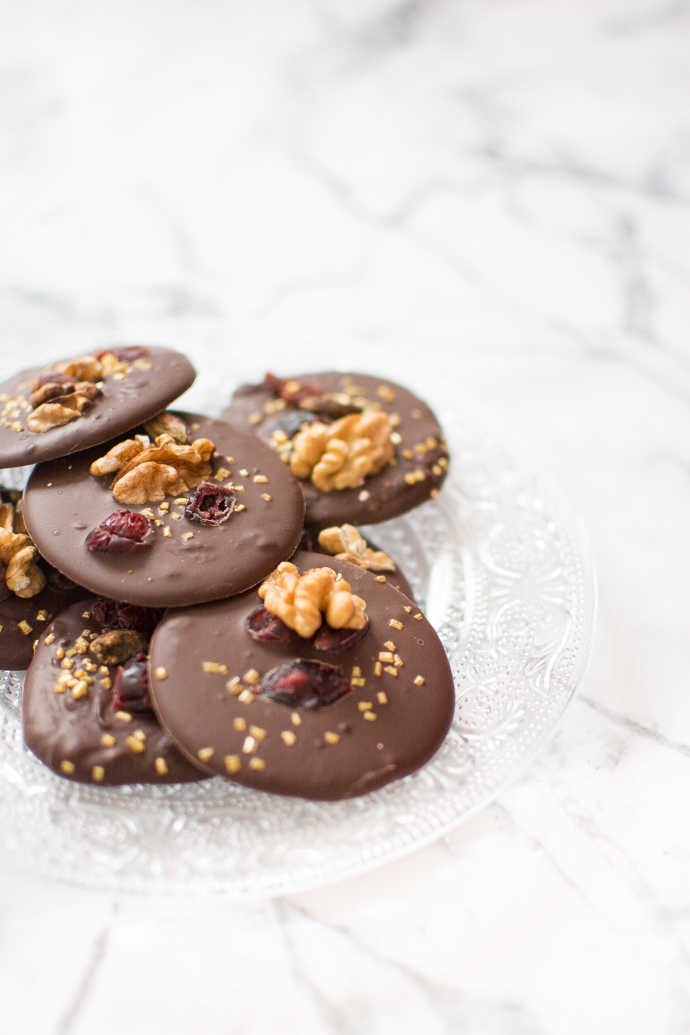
[389,619,403,630]
[248,412,263,425]
[101,734,116,747]
[384,666,399,677]
[249,757,266,771]
[358,702,373,711]
[174,498,188,505]
[239,468,249,477]
[36,609,49,622]
[430,488,440,499]
[226,676,241,693]
[391,432,402,445]
[384,640,396,651]
[235,503,246,512]
[281,730,297,746]
[394,654,404,667]
[115,711,132,722]
[376,575,386,582]
[358,490,370,501]
[234,717,247,732]
[402,448,414,460]
[60,760,75,775]
[197,747,215,762]
[374,662,383,677]
[253,474,268,483]
[261,493,272,501]
[238,689,254,704]
[377,692,388,704]
[414,675,426,686]
[379,652,394,663]
[155,757,169,776]
[324,732,340,745]
[100,666,109,675]
[126,735,145,753]
[404,605,412,613]
[101,677,112,690]
[183,532,195,540]
[243,669,259,685]
[249,726,267,741]
[172,512,182,520]
[215,467,232,481]
[18,620,32,635]
[56,647,65,659]
[92,766,105,783]
[159,501,170,512]
[155,667,167,680]
[203,661,228,675]
[133,729,147,742]
[352,666,362,677]
[363,711,377,721]
[162,526,172,537]
[71,681,89,699]
[351,677,366,687]
[225,755,241,774]
[377,385,396,403]
[44,633,55,646]
[414,613,423,620]
[291,712,302,726]
[242,736,257,754]
[53,683,66,694]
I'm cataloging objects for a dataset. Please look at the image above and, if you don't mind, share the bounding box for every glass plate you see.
[0,325,596,896]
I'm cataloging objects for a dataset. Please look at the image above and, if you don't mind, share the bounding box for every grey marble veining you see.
[1,0,690,1032]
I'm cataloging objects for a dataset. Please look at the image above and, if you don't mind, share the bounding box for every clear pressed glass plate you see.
[0,325,596,896]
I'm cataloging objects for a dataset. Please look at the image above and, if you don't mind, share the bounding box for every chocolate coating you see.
[22,413,306,607]
[22,599,205,785]
[0,560,88,670]
[221,372,449,527]
[0,347,196,467]
[149,553,455,800]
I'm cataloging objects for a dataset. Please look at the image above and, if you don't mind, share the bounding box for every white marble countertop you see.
[2,0,690,1031]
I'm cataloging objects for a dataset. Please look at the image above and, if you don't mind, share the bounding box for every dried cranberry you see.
[111,652,152,712]
[185,482,236,526]
[270,409,327,440]
[313,616,370,653]
[90,598,163,639]
[254,659,351,710]
[95,346,150,363]
[246,606,296,643]
[85,510,152,555]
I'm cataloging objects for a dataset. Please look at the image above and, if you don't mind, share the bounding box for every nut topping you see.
[317,524,395,572]
[258,561,367,638]
[0,500,45,598]
[289,411,395,491]
[90,433,215,505]
[27,380,102,433]
[89,629,148,666]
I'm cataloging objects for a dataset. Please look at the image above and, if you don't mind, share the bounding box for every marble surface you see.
[1,0,690,1032]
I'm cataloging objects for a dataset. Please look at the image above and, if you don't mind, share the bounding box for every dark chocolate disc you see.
[22,413,306,608]
[22,599,205,785]
[221,372,449,527]
[0,346,196,467]
[149,552,455,801]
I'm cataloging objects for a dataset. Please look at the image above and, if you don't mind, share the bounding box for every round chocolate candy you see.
[22,413,306,608]
[0,346,196,467]
[22,599,206,785]
[148,552,455,800]
[221,371,449,528]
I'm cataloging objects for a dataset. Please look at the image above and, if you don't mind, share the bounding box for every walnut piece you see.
[258,561,367,638]
[90,433,215,505]
[0,501,45,598]
[289,411,394,491]
[317,524,395,572]
[89,629,147,666]
[143,412,188,444]
[27,381,102,433]
[53,354,103,382]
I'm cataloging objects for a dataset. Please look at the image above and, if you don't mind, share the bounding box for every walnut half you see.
[289,411,394,492]
[258,561,367,638]
[27,381,102,434]
[317,525,395,572]
[0,501,45,598]
[90,433,215,505]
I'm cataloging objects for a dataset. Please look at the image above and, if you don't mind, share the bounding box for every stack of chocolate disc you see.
[0,348,454,799]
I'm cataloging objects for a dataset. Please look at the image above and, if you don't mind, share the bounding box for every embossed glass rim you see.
[0,323,596,896]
